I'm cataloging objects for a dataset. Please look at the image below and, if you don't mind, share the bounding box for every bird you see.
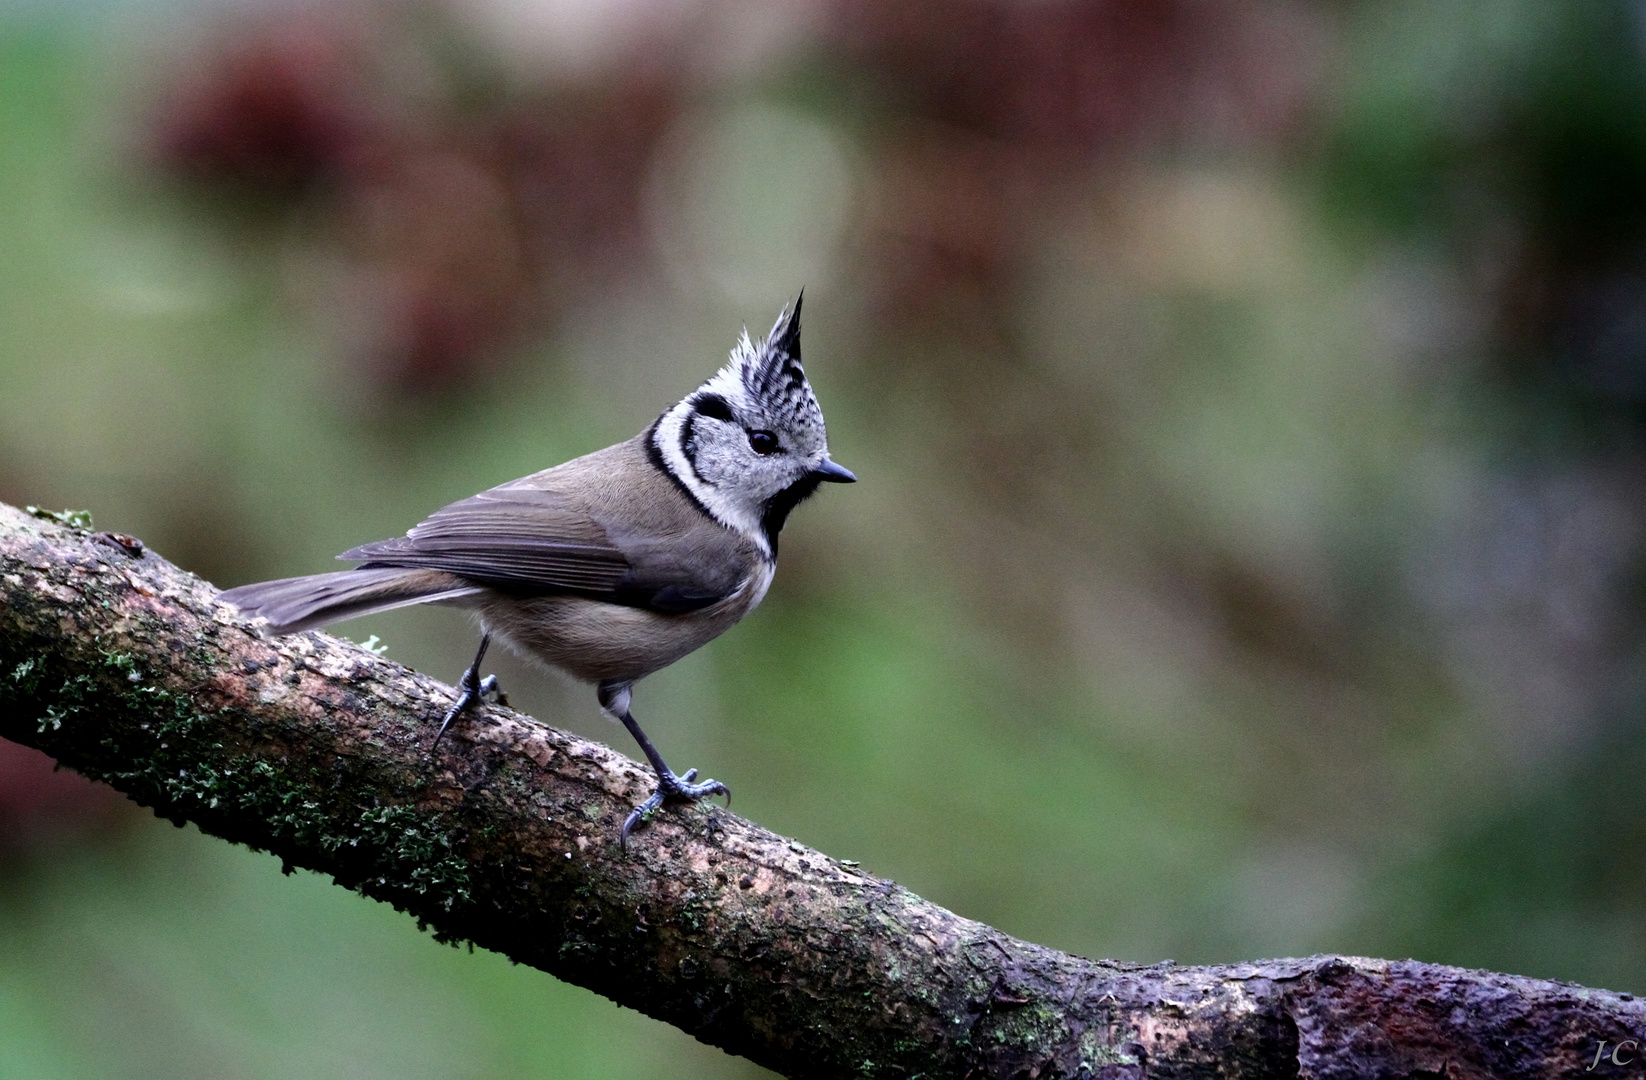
[219,298,854,843]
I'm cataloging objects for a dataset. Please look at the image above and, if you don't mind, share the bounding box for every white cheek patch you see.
[654,403,771,556]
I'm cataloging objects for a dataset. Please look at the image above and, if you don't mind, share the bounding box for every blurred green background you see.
[4,0,1646,1076]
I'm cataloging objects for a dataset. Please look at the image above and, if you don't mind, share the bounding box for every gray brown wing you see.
[340,484,629,593]
[339,474,742,613]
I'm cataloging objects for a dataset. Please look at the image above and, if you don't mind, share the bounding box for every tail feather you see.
[218,568,482,635]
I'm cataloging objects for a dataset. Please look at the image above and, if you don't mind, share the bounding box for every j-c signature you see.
[1590,1040,1641,1070]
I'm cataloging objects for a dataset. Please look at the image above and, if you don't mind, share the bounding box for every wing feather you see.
[341,486,630,594]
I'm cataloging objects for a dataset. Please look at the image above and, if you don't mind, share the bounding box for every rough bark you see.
[0,500,1638,1079]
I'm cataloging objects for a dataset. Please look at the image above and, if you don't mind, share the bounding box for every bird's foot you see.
[621,768,730,847]
[433,671,507,749]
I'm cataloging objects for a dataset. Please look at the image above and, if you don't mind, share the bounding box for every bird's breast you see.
[476,562,775,685]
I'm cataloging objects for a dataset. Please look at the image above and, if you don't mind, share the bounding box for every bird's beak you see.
[813,458,857,483]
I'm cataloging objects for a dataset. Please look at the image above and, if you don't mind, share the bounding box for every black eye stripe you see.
[693,393,735,422]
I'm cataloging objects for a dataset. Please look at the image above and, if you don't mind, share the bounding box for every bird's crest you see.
[709,295,822,435]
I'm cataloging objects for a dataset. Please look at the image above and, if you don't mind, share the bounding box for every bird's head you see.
[652,296,854,554]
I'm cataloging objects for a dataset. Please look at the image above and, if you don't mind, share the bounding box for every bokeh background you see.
[3,0,1646,1075]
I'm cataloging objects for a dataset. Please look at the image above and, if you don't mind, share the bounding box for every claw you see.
[432,635,505,751]
[478,674,509,709]
[432,698,467,748]
[618,769,731,849]
[620,791,666,847]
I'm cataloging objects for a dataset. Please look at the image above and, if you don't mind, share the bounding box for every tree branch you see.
[0,501,1636,1078]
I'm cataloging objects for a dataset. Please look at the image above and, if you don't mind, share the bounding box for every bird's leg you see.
[598,681,729,847]
[433,634,509,749]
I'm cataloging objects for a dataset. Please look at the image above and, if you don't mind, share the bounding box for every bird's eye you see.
[748,430,780,455]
